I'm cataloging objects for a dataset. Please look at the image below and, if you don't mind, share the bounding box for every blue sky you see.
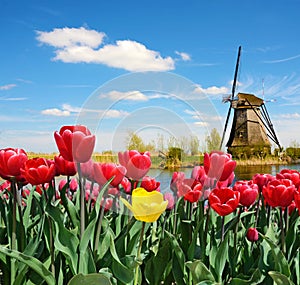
[1,0,300,153]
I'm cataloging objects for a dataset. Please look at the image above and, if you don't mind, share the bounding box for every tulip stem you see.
[94,197,106,255]
[10,180,17,284]
[279,208,286,255]
[221,216,225,242]
[134,221,145,285]
[77,163,85,238]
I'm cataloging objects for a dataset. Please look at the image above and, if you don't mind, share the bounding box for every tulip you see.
[246,227,259,242]
[120,187,168,223]
[54,155,76,176]
[294,190,300,214]
[118,150,151,180]
[140,176,160,192]
[208,187,240,216]
[21,157,56,186]
[233,180,258,207]
[276,169,300,188]
[170,171,185,194]
[93,162,126,187]
[203,151,236,183]
[101,197,114,212]
[184,182,202,203]
[262,179,295,208]
[79,159,95,181]
[252,173,274,192]
[54,125,95,163]
[119,177,131,194]
[0,148,28,182]
[164,192,175,210]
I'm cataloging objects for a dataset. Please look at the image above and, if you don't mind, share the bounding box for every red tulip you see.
[294,190,300,214]
[204,151,236,182]
[21,157,56,185]
[54,125,95,163]
[118,150,151,180]
[208,187,240,216]
[0,148,28,182]
[140,176,160,192]
[262,179,295,208]
[54,155,76,176]
[252,173,274,192]
[119,177,131,194]
[184,182,203,203]
[233,180,258,207]
[93,162,126,187]
[276,169,300,188]
[246,227,259,242]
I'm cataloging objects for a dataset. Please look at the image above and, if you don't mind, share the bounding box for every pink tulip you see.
[54,125,95,163]
[118,150,151,180]
[204,151,236,182]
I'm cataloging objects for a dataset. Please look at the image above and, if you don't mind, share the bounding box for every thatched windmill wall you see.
[226,92,277,158]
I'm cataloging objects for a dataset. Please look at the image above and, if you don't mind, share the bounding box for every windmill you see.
[220,46,282,158]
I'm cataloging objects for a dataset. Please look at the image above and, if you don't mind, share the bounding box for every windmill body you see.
[226,93,272,158]
[220,46,281,158]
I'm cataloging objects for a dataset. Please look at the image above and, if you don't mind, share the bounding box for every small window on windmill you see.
[239,131,243,138]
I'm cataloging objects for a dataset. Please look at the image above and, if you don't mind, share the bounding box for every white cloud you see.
[0,97,27,101]
[263,54,300,64]
[101,90,148,101]
[193,84,229,95]
[36,27,105,48]
[276,112,300,119]
[41,108,71,116]
[0,84,16,90]
[194,121,209,127]
[175,51,191,61]
[36,27,175,72]
[105,109,129,118]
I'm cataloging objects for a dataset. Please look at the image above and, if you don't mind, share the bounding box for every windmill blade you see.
[220,46,242,149]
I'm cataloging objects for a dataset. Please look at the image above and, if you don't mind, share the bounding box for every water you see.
[148,164,300,193]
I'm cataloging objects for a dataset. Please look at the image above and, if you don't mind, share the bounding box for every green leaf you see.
[228,269,263,285]
[186,260,215,283]
[111,258,135,284]
[0,246,55,285]
[260,235,291,277]
[165,231,186,279]
[145,239,171,285]
[269,271,295,285]
[67,273,112,285]
[214,235,228,283]
[46,204,79,275]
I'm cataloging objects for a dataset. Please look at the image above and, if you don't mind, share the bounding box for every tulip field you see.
[0,125,299,285]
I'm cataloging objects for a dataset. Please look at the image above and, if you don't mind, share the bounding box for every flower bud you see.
[246,227,259,242]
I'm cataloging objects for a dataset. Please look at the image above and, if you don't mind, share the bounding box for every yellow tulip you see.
[120,187,168,223]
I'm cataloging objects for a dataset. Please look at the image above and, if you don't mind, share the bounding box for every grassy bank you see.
[27,152,290,169]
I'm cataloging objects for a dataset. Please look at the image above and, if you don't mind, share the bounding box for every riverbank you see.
[26,152,293,168]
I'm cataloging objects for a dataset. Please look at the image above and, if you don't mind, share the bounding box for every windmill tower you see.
[220,46,281,158]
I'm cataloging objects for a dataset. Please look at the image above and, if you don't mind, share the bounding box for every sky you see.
[1,0,300,153]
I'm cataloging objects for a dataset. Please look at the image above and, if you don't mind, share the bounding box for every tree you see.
[205,128,221,152]
[189,135,200,155]
[126,131,155,152]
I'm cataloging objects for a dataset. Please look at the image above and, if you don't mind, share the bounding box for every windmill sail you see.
[220,46,241,149]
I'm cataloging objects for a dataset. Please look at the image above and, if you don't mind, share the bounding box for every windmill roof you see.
[235,93,264,107]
